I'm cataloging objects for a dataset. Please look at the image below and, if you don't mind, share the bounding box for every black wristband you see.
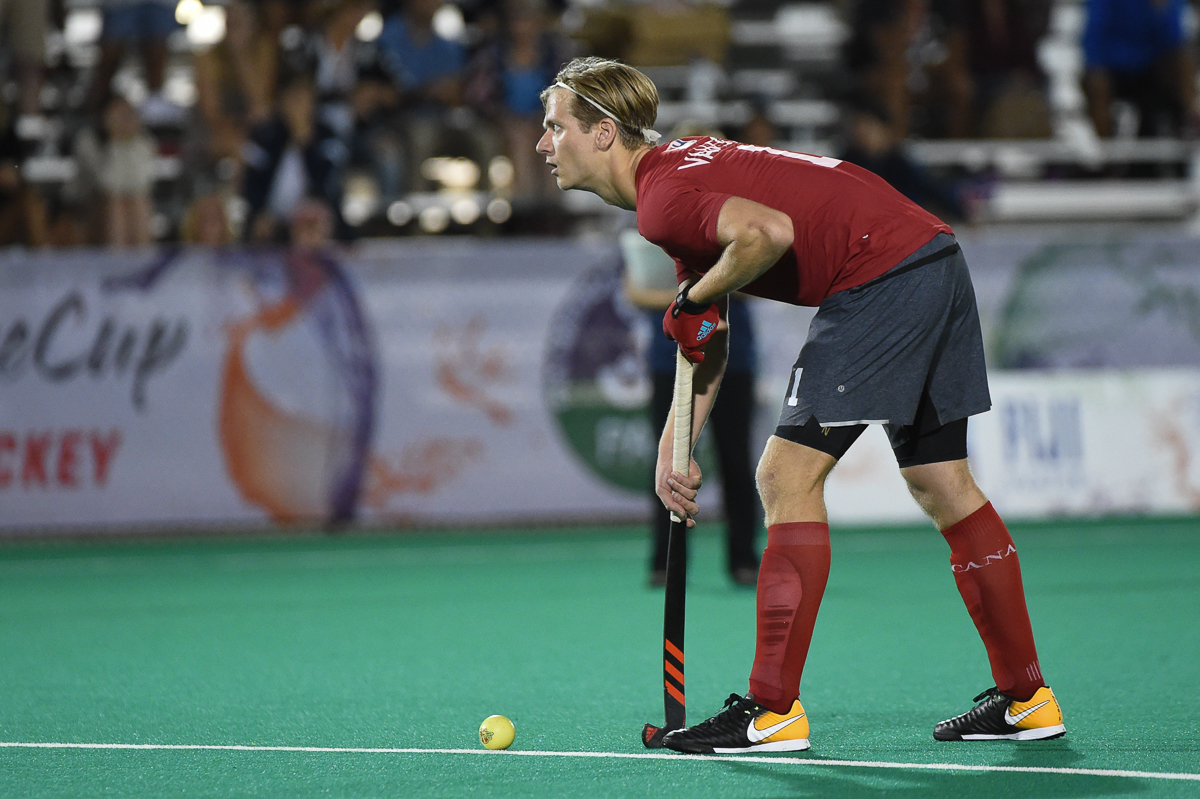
[672,284,710,317]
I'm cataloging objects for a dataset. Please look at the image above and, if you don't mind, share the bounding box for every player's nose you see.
[535,130,552,155]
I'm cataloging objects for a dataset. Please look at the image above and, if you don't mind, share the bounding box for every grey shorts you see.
[776,233,991,449]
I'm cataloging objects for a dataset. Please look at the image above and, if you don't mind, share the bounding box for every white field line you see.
[1,742,1198,782]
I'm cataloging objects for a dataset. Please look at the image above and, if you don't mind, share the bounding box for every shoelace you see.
[946,687,1007,726]
[691,693,757,731]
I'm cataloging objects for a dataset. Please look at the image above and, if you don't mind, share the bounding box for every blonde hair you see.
[542,57,659,151]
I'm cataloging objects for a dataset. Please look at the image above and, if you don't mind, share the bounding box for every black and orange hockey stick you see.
[643,350,694,748]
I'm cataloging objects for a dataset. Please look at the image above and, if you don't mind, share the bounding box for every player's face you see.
[537,90,597,192]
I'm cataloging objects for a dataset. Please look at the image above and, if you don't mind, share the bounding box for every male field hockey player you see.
[536,56,1065,754]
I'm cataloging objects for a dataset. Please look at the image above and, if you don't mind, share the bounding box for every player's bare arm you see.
[655,297,729,525]
[685,197,794,305]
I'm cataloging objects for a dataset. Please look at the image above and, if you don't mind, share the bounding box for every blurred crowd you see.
[0,0,576,246]
[0,0,1197,248]
[841,0,1196,141]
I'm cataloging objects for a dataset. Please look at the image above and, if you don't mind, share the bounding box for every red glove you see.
[663,285,719,364]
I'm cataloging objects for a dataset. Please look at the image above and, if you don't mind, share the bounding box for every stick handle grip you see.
[670,350,695,523]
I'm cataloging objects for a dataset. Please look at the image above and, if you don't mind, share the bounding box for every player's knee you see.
[901,460,985,524]
[903,472,948,510]
[755,446,825,512]
[755,457,784,510]
[903,479,940,518]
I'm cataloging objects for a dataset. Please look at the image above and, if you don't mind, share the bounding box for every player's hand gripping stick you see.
[663,284,719,364]
[642,349,694,748]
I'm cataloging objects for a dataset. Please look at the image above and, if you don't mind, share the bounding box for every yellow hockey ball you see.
[479,715,515,750]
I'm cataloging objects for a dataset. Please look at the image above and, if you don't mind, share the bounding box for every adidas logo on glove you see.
[663,288,720,364]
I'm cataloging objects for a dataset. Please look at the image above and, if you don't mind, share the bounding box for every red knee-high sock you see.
[942,502,1044,701]
[747,522,830,714]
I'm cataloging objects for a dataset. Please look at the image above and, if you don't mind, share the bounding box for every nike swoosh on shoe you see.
[1005,700,1050,725]
[746,713,805,743]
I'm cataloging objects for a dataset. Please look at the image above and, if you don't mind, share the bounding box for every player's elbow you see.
[747,215,794,260]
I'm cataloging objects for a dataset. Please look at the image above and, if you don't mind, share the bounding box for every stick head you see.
[642,723,674,749]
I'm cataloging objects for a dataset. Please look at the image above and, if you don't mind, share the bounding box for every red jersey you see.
[634,137,952,307]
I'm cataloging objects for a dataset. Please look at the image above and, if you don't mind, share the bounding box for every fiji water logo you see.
[1000,396,1084,488]
[696,320,716,343]
[543,262,655,493]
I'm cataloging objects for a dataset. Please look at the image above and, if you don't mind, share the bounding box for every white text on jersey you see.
[735,145,843,168]
[676,137,736,170]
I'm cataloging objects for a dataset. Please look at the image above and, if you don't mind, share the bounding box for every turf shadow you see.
[720,760,1152,799]
[999,738,1086,769]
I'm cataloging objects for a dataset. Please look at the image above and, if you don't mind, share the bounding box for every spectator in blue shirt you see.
[464,0,573,201]
[1082,0,1198,137]
[378,0,464,107]
[375,0,496,191]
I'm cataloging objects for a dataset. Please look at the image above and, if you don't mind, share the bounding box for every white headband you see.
[555,81,662,145]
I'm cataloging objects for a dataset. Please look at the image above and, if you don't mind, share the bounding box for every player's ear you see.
[595,118,617,151]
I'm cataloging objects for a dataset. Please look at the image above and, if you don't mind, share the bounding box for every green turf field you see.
[1,516,1198,798]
